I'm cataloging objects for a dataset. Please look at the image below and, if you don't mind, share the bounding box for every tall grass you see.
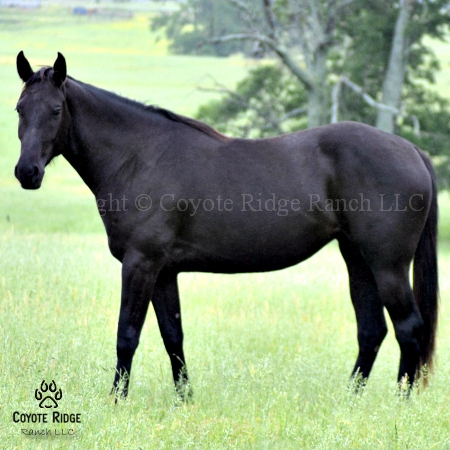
[1,231,450,449]
[1,4,450,449]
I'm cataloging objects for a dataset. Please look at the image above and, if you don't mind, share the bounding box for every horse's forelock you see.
[23,66,56,91]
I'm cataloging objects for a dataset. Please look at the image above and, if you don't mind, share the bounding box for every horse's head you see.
[15,51,69,189]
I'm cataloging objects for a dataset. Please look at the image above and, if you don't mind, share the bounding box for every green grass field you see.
[1,4,450,449]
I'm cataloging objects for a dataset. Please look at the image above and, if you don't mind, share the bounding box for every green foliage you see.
[197,64,308,137]
[151,0,260,56]
[334,0,450,187]
[398,86,450,188]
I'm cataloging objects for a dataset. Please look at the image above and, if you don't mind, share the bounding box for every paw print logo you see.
[35,380,62,408]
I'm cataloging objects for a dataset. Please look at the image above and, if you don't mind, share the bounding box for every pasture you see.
[1,4,450,449]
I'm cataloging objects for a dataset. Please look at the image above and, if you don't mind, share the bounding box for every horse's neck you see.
[63,79,155,197]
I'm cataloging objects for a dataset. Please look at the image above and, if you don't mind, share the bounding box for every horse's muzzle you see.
[14,163,44,190]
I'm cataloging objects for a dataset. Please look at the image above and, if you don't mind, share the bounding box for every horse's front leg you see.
[112,251,159,399]
[152,269,190,399]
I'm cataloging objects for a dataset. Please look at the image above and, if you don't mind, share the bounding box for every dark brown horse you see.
[15,52,438,398]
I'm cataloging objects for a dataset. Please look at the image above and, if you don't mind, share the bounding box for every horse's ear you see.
[17,51,34,83]
[52,52,66,86]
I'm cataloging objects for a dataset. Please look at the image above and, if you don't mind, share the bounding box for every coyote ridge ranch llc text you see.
[12,411,81,436]
[96,193,425,217]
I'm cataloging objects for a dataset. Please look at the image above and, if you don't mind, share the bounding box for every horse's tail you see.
[413,151,439,386]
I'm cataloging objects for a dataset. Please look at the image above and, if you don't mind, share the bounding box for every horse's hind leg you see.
[339,238,387,386]
[373,267,423,388]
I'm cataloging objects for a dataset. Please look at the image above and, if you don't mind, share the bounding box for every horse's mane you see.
[143,104,230,143]
[23,67,230,143]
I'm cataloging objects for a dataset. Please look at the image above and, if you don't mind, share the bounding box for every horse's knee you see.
[358,323,387,353]
[163,334,184,357]
[116,334,139,361]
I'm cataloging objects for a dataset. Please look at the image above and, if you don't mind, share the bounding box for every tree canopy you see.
[152,0,450,186]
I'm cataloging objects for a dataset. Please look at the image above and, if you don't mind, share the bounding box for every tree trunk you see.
[376,0,414,133]
[307,46,329,128]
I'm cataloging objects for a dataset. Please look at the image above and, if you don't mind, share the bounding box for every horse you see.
[14,52,438,398]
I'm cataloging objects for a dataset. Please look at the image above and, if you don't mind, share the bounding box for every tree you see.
[152,0,450,184]
[151,1,260,56]
[334,0,450,186]
[197,64,308,138]
[208,0,360,128]
[376,0,415,133]
[357,0,448,134]
[154,0,358,128]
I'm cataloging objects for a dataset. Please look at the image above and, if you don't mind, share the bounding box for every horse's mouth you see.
[19,180,42,190]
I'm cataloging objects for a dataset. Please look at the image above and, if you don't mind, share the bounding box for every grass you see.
[1,4,450,449]
[1,230,450,449]
[1,232,450,449]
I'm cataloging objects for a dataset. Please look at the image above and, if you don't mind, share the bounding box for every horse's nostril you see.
[31,165,39,181]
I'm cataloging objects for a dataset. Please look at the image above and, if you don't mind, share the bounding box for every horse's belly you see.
[174,216,337,273]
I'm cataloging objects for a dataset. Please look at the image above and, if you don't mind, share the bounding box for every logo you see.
[12,379,82,437]
[35,380,62,408]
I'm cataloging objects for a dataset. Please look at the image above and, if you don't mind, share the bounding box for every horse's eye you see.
[52,108,62,117]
